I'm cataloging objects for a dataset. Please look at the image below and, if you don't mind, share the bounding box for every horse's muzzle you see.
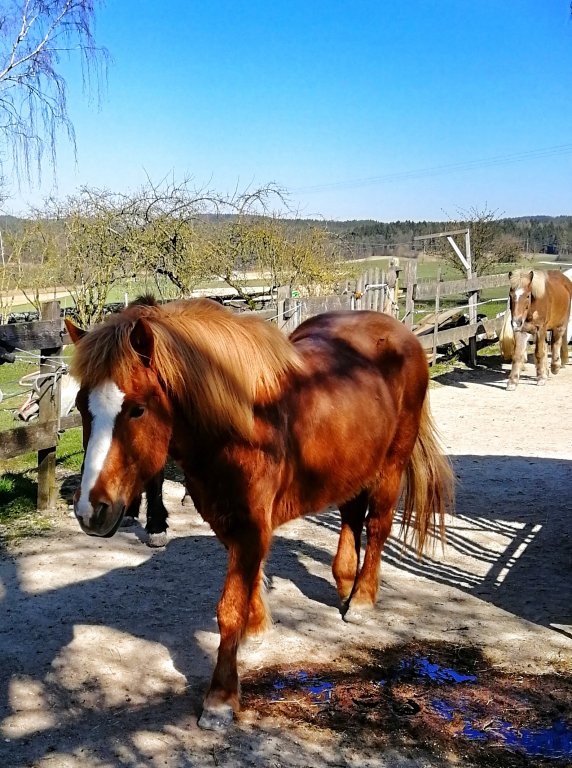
[75,500,126,538]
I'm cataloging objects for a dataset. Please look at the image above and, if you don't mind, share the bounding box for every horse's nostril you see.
[93,502,110,520]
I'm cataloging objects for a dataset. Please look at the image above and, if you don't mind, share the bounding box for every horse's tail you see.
[400,394,454,556]
[499,305,515,361]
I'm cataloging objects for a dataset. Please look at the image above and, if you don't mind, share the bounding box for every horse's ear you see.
[130,318,154,366]
[508,271,513,279]
[65,318,86,344]
[528,271,534,281]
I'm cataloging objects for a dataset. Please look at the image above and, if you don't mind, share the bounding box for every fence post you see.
[465,230,478,366]
[37,300,62,511]
[404,259,417,326]
[432,269,441,365]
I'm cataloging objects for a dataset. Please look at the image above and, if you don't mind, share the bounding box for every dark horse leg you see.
[331,462,407,622]
[342,461,403,625]
[507,331,529,390]
[332,492,368,605]
[122,469,168,548]
[199,521,272,731]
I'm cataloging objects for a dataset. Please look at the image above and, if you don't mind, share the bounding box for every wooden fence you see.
[0,301,81,509]
[0,266,511,510]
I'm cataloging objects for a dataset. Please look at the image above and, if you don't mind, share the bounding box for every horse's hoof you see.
[120,515,136,528]
[343,603,375,625]
[147,531,168,548]
[198,703,234,731]
[537,378,547,386]
[506,381,517,391]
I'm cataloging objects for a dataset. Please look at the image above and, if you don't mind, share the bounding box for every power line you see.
[293,144,572,194]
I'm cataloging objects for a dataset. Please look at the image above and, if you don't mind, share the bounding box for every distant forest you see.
[1,212,571,259]
[319,215,572,259]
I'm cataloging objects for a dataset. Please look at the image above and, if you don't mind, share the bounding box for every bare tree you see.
[39,190,132,326]
[436,206,522,276]
[201,215,354,308]
[8,215,60,314]
[0,0,108,185]
[0,223,21,322]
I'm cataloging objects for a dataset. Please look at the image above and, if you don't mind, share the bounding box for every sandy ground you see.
[0,356,571,767]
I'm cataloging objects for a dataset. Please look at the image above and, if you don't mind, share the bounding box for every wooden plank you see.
[416,319,499,350]
[0,412,82,461]
[414,307,464,335]
[414,228,469,240]
[0,319,65,351]
[413,272,509,300]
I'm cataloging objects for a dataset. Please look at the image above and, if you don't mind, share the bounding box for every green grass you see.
[0,473,51,542]
[0,411,83,542]
[56,427,84,471]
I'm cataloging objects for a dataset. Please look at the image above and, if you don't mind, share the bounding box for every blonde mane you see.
[69,298,302,438]
[509,269,547,299]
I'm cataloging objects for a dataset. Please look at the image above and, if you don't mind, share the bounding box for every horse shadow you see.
[296,453,572,639]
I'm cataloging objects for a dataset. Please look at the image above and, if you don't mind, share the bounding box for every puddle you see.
[266,654,572,761]
[272,670,334,704]
[398,656,477,685]
[431,699,572,759]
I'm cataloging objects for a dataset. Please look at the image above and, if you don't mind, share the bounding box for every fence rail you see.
[0,267,512,511]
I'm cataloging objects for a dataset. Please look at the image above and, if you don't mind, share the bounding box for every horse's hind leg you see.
[245,563,271,637]
[550,327,566,375]
[343,466,402,625]
[332,492,368,605]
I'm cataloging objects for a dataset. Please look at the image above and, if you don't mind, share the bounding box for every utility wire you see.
[293,144,572,194]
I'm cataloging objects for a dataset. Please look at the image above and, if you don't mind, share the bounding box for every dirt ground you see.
[1,355,571,767]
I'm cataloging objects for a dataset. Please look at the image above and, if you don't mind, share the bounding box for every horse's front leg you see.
[144,469,168,547]
[535,327,549,384]
[199,525,270,731]
[507,331,528,390]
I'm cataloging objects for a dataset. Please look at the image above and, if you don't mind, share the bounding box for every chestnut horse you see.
[505,269,572,390]
[65,298,453,730]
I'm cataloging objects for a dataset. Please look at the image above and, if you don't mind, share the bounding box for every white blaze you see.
[512,288,525,329]
[76,381,125,522]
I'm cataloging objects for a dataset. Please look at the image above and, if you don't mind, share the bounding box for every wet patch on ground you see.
[242,641,572,767]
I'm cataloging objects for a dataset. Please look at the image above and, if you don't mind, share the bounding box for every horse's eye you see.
[129,405,145,419]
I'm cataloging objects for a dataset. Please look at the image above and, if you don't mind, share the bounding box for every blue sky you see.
[5,0,572,221]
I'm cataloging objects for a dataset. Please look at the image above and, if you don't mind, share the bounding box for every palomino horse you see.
[65,297,453,730]
[504,269,572,390]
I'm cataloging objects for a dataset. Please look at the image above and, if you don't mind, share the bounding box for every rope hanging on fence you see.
[414,296,506,319]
